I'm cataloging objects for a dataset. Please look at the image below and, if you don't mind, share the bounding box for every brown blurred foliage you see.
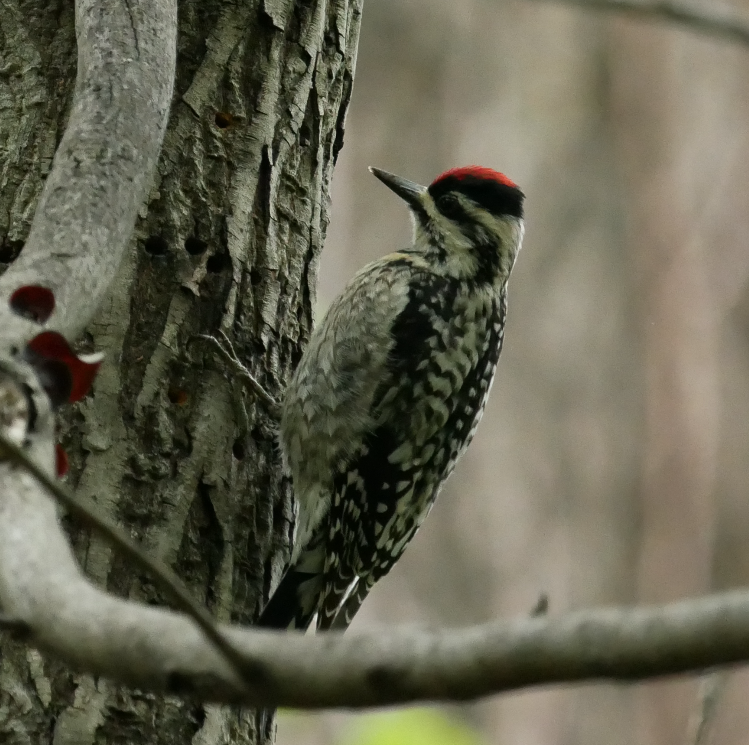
[279,0,749,742]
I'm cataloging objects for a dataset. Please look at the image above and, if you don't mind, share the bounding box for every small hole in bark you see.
[184,237,207,255]
[206,252,230,273]
[144,236,168,256]
[25,332,101,405]
[299,122,312,147]
[0,616,32,642]
[214,112,234,129]
[55,444,69,477]
[166,672,194,694]
[10,286,55,323]
[250,269,262,286]
[0,240,23,263]
[232,439,246,460]
[168,386,189,405]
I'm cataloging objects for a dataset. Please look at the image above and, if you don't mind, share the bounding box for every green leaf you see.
[345,707,484,745]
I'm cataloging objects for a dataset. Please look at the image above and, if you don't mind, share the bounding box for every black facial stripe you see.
[434,193,466,222]
[429,175,524,219]
[428,196,507,284]
[408,200,430,225]
[472,235,504,284]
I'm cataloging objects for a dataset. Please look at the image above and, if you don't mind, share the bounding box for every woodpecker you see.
[258,165,525,630]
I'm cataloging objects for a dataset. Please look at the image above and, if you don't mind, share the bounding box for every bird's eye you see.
[436,193,462,220]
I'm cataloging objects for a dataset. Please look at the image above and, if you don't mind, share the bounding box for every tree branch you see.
[0,0,177,510]
[0,0,176,348]
[3,441,749,709]
[525,0,749,47]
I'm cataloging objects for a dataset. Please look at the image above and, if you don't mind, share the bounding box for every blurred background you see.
[277,0,749,743]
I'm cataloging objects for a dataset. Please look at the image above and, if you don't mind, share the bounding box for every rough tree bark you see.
[0,1,362,744]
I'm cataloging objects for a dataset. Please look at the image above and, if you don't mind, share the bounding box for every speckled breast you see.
[333,275,508,579]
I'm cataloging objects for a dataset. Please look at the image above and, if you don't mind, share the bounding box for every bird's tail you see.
[257,532,328,630]
[256,567,321,630]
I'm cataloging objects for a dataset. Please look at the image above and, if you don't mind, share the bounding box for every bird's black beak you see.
[369,167,426,210]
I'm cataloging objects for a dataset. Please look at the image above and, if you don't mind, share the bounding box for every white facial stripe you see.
[408,191,524,281]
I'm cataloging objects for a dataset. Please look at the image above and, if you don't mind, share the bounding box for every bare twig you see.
[685,672,728,745]
[531,593,550,617]
[6,450,749,711]
[525,0,749,47]
[198,331,282,418]
[0,433,251,694]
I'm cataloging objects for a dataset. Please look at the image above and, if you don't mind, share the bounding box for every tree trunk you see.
[0,1,361,743]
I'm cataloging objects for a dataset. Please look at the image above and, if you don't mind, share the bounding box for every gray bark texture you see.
[0,1,362,744]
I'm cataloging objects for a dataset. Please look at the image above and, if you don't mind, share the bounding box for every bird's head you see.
[370,165,525,284]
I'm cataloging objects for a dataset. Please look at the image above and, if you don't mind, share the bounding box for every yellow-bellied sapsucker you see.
[258,165,525,630]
